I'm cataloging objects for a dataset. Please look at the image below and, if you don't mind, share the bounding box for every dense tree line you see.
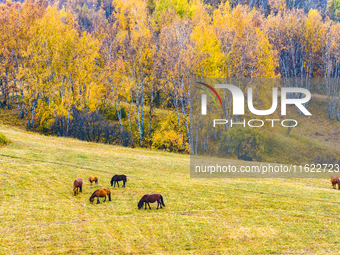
[1,0,340,153]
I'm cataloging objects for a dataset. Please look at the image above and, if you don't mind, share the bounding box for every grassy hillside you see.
[1,126,340,254]
[1,94,339,165]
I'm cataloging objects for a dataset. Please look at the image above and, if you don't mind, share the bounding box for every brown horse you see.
[331,177,340,189]
[110,174,127,187]
[90,188,111,204]
[88,176,98,187]
[138,194,165,209]
[73,178,83,196]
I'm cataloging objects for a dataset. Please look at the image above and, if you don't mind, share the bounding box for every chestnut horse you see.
[88,176,98,187]
[331,177,340,189]
[138,194,165,209]
[110,174,127,187]
[73,178,83,196]
[90,188,111,204]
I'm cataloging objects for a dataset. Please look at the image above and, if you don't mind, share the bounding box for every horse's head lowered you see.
[137,198,143,209]
[89,190,97,203]
[110,176,114,186]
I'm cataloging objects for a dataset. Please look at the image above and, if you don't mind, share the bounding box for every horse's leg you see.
[117,181,119,187]
[145,202,147,210]
[104,195,106,202]
[114,181,116,187]
[148,202,151,209]
[123,181,125,187]
[159,200,162,209]
[80,185,82,193]
[157,201,159,209]
[97,196,100,204]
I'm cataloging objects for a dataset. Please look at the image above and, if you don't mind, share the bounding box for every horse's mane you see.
[90,189,98,198]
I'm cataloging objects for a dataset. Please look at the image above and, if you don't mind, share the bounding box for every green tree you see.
[218,128,265,160]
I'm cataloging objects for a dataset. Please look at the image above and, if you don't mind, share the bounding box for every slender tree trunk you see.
[66,105,70,137]
[174,95,181,137]
[337,92,340,121]
[140,82,145,140]
[134,90,142,147]
[125,97,134,147]
[148,80,154,138]
[21,89,31,129]
[31,95,39,127]
[115,101,124,135]
[14,81,22,118]
[52,100,60,136]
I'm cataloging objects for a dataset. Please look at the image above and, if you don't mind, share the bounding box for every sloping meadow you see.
[0,126,340,253]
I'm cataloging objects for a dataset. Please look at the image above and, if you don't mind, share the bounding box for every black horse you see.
[110,174,127,187]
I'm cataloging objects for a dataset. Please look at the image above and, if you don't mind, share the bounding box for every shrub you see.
[312,154,339,165]
[218,127,265,160]
[100,104,127,121]
[0,133,11,146]
[151,113,188,153]
[152,130,184,152]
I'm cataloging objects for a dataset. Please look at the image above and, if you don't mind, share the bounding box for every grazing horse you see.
[73,178,83,196]
[331,177,340,189]
[89,188,111,204]
[88,176,98,187]
[138,194,165,210]
[110,175,127,187]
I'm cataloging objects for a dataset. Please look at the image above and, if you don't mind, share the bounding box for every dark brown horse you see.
[88,176,98,187]
[90,188,111,204]
[73,178,83,196]
[138,194,165,209]
[331,177,340,189]
[110,175,127,187]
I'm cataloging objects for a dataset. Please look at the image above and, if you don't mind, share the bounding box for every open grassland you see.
[1,126,340,254]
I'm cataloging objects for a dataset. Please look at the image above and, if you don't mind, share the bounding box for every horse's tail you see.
[108,190,111,201]
[160,195,165,207]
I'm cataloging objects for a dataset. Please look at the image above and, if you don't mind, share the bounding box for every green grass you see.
[1,126,340,254]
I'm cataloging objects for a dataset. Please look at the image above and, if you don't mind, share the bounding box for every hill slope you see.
[1,126,340,254]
